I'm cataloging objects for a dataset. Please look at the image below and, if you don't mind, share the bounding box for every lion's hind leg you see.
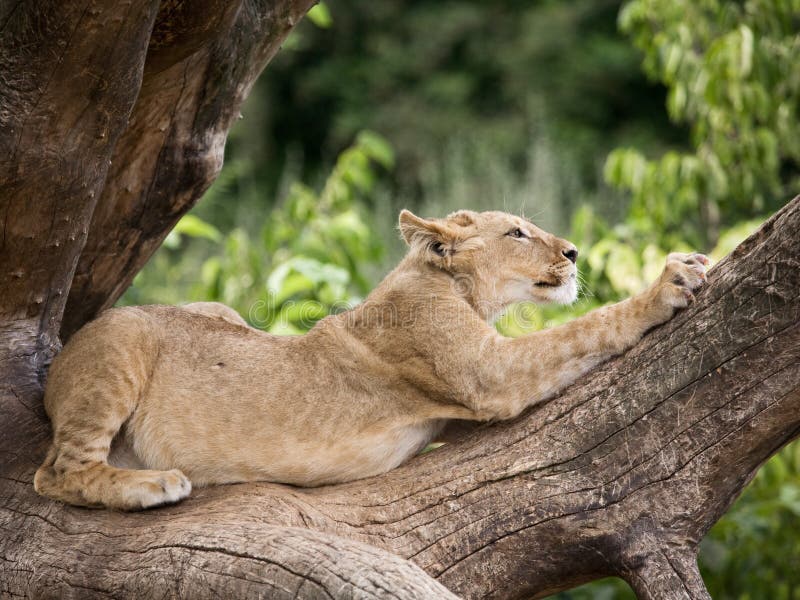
[33,401,191,510]
[35,457,191,510]
[34,307,192,510]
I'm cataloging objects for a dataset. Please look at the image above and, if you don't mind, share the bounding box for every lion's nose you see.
[562,248,578,264]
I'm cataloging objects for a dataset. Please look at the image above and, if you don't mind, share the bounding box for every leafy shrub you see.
[123,131,393,334]
[604,0,799,249]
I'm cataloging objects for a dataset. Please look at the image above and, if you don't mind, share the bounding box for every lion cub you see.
[34,209,708,510]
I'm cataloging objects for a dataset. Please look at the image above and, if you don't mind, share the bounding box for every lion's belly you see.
[124,407,443,487]
[228,421,443,487]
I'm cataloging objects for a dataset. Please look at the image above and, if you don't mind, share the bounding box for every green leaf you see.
[267,320,304,336]
[273,272,316,305]
[307,2,332,28]
[274,299,329,328]
[173,214,222,242]
[739,25,754,77]
[710,218,763,261]
[355,130,395,169]
[605,244,643,296]
[267,256,350,296]
[162,230,181,249]
[495,303,545,337]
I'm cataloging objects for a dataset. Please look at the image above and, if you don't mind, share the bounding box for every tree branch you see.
[1,4,798,596]
[1,196,798,598]
[620,533,710,600]
[60,0,317,339]
[1,3,452,596]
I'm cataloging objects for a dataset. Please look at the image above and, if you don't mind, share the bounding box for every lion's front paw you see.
[656,252,710,309]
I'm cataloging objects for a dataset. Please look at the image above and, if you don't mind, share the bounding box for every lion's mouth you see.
[534,272,575,288]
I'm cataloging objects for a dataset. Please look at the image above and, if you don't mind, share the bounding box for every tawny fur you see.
[34,210,708,510]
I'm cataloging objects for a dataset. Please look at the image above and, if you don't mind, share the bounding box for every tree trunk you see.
[1,2,457,597]
[1,2,799,598]
[59,0,309,340]
[2,197,798,598]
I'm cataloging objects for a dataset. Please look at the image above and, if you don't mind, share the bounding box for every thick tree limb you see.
[0,0,161,397]
[1,2,455,596]
[1,198,798,598]
[60,0,316,340]
[1,1,798,596]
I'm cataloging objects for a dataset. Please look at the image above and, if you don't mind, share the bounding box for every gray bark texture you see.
[1,1,799,598]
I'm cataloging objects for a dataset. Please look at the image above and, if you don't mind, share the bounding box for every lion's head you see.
[399,209,579,319]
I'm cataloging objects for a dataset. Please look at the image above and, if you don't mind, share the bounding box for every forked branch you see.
[1,198,797,598]
[1,1,798,595]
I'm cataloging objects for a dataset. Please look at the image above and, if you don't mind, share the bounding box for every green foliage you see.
[123,132,392,334]
[547,3,800,596]
[605,0,800,247]
[253,0,684,211]
[306,2,333,29]
[162,214,221,248]
[553,577,636,600]
[701,443,800,599]
[573,204,762,301]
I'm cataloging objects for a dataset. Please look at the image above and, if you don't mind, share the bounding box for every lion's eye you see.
[507,228,526,239]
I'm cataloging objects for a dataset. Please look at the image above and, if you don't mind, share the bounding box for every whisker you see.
[522,206,548,223]
[575,269,595,299]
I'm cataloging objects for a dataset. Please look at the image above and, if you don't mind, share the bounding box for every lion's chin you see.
[532,277,578,305]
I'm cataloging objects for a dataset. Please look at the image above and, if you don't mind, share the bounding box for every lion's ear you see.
[399,209,474,264]
[399,210,449,247]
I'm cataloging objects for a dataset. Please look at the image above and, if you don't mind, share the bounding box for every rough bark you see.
[1,2,459,597]
[59,0,314,340]
[0,0,161,400]
[1,197,798,598]
[1,1,799,597]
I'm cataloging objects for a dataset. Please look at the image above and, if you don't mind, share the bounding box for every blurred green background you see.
[122,0,800,596]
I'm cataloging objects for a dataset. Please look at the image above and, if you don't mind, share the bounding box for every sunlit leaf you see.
[605,244,643,296]
[173,214,222,242]
[356,130,395,169]
[306,2,332,28]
